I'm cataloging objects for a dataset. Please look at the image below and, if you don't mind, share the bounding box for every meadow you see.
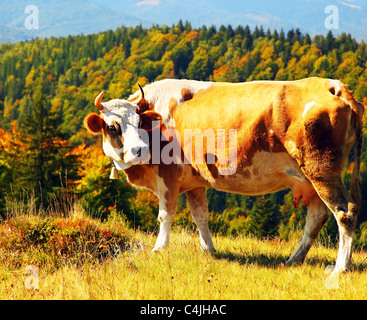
[1,204,367,300]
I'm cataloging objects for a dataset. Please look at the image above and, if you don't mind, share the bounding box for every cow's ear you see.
[137,99,154,114]
[84,113,104,134]
[140,111,162,131]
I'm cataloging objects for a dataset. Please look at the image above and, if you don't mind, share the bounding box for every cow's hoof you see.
[152,245,168,253]
[285,257,304,266]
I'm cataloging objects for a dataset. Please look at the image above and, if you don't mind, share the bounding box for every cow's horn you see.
[138,83,145,101]
[95,91,104,111]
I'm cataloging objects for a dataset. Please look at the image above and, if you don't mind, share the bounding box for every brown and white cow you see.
[84,78,363,273]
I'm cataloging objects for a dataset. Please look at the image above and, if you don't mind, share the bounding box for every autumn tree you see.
[77,143,136,221]
[186,43,213,80]
[10,89,80,206]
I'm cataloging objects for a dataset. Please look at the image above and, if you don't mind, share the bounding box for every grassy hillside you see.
[1,209,367,300]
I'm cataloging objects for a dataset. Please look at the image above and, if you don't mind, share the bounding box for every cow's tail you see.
[338,82,364,213]
[350,107,363,214]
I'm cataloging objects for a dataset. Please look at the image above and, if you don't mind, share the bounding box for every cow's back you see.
[170,78,341,131]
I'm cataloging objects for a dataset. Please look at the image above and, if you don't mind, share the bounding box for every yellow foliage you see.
[76,143,109,189]
[261,46,275,60]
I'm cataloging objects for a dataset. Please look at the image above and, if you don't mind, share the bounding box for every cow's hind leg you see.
[311,179,359,273]
[286,195,328,265]
[186,187,215,252]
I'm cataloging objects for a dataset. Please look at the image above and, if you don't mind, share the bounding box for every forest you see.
[1,21,367,247]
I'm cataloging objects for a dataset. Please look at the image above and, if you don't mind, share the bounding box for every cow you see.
[84,78,364,273]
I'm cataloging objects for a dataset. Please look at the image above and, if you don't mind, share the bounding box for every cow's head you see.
[84,86,156,170]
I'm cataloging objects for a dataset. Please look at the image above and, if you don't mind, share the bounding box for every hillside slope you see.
[1,214,367,300]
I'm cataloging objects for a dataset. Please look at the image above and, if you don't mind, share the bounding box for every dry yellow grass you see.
[1,225,367,300]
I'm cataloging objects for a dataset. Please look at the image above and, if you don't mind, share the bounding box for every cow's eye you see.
[107,123,119,132]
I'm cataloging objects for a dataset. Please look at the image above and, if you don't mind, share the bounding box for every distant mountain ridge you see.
[0,0,148,43]
[1,0,366,43]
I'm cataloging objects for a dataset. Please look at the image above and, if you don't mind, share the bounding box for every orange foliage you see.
[130,190,159,210]
[74,142,109,188]
[213,65,229,82]
[130,189,159,229]
[185,30,199,42]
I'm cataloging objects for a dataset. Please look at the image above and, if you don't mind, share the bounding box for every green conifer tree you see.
[248,195,280,238]
[12,88,79,207]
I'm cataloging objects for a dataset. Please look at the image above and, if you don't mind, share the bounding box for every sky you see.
[2,0,366,43]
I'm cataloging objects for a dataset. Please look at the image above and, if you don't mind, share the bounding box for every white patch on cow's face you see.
[100,99,150,168]
[302,101,315,118]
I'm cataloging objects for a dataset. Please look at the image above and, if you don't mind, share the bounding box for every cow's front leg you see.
[152,201,175,252]
[152,179,179,252]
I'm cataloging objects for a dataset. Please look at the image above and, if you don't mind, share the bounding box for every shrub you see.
[0,214,131,271]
